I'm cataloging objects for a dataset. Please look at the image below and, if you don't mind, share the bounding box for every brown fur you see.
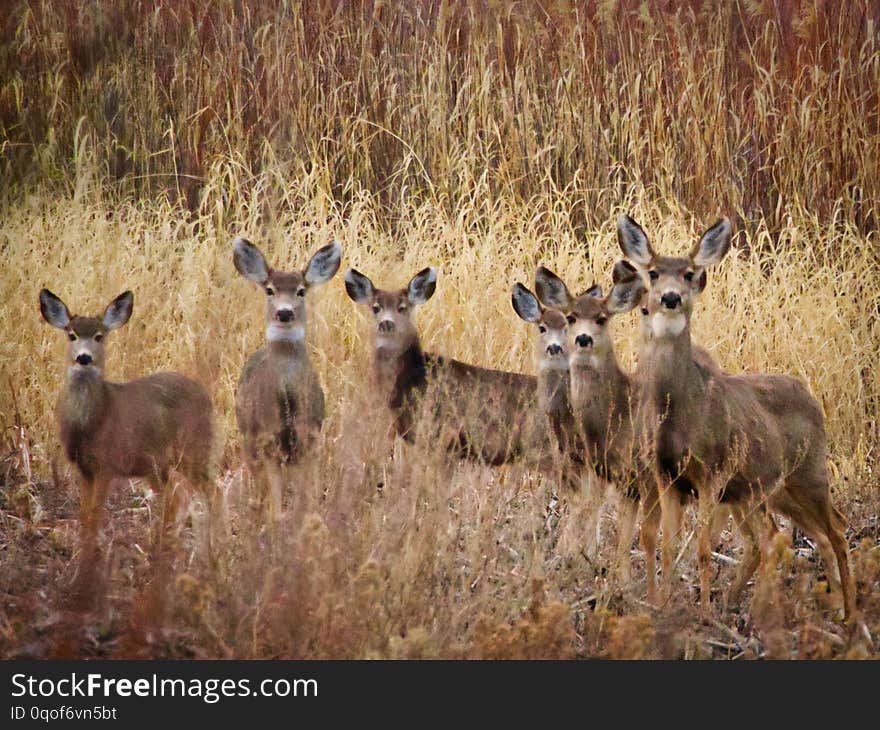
[39,294,216,613]
[619,216,855,619]
[348,269,540,466]
[233,239,341,519]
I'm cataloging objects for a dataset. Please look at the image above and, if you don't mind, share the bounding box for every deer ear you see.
[617,215,654,267]
[606,275,646,314]
[582,283,603,299]
[344,269,374,304]
[103,291,133,330]
[511,283,542,323]
[612,259,639,284]
[691,218,732,268]
[407,267,437,306]
[304,240,343,285]
[39,289,71,329]
[233,237,270,285]
[534,266,573,309]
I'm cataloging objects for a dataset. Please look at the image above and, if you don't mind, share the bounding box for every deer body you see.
[233,238,342,518]
[347,267,539,466]
[618,215,854,619]
[39,289,216,610]
[60,371,213,482]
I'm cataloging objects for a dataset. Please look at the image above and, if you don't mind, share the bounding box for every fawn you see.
[618,215,855,619]
[232,237,342,519]
[39,289,217,608]
[345,267,539,465]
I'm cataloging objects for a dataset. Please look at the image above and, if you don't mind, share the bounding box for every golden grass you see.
[1,0,879,658]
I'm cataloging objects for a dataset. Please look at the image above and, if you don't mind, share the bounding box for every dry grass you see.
[1,0,879,658]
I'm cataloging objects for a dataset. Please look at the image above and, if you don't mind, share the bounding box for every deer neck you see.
[570,351,630,433]
[640,322,704,422]
[266,323,308,358]
[61,368,107,431]
[375,340,427,410]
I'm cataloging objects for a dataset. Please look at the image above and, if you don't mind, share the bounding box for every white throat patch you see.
[266,324,305,343]
[650,311,687,339]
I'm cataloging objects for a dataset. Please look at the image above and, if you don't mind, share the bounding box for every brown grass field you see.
[1,0,879,659]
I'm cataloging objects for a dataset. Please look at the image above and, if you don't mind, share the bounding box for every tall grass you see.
[1,0,878,658]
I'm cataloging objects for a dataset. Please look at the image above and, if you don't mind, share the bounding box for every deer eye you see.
[94,332,104,342]
[684,271,694,282]
[648,270,659,281]
[596,316,607,326]
[265,286,275,296]
[68,332,77,342]
[538,325,547,334]
[297,287,306,297]
[372,303,381,314]
[566,314,576,324]
[641,307,649,316]
[397,303,408,313]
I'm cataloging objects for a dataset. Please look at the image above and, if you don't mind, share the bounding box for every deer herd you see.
[39,215,857,626]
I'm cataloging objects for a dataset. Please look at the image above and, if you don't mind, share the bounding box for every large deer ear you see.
[103,291,134,330]
[534,266,573,309]
[344,268,375,304]
[617,215,654,267]
[606,275,646,315]
[511,283,542,323]
[691,218,732,268]
[233,237,270,285]
[304,240,343,285]
[39,289,71,329]
[407,267,437,306]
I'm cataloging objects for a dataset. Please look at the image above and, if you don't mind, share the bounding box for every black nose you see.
[575,334,593,348]
[546,343,563,356]
[661,292,682,310]
[378,320,395,334]
[277,309,294,323]
[75,353,92,366]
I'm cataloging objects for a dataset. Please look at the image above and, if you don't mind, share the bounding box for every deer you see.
[344,267,540,466]
[617,214,855,620]
[232,237,342,521]
[513,267,662,598]
[38,288,217,610]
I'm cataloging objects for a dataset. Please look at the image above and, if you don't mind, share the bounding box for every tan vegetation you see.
[1,0,878,658]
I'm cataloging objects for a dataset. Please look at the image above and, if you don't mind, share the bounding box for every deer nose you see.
[378,320,395,334]
[661,292,682,310]
[546,343,563,356]
[575,334,593,348]
[276,309,294,323]
[75,353,93,366]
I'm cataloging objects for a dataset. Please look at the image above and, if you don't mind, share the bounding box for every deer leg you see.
[150,476,181,568]
[639,483,661,605]
[69,475,109,611]
[726,503,764,610]
[827,507,856,622]
[264,461,284,523]
[614,494,639,590]
[658,483,684,602]
[580,470,604,568]
[696,492,718,614]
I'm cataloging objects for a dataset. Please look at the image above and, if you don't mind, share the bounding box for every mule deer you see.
[39,289,217,608]
[617,215,855,619]
[516,267,662,597]
[345,267,539,465]
[233,237,342,519]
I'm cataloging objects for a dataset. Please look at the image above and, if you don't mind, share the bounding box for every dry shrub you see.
[472,579,576,660]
